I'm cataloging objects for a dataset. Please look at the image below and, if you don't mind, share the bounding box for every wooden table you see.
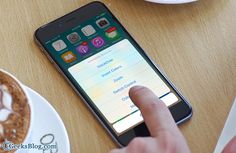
[0,0,235,152]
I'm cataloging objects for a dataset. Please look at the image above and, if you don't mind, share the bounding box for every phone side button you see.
[40,47,54,63]
[46,54,54,63]
[53,63,63,74]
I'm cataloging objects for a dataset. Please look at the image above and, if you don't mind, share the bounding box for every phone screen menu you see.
[45,13,180,135]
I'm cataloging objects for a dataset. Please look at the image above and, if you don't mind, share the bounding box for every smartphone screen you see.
[35,3,192,141]
[41,12,181,135]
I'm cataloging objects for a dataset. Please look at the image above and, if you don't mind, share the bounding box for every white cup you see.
[0,69,34,153]
[145,0,197,4]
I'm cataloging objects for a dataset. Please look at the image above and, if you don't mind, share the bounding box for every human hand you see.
[109,86,190,153]
[222,136,236,153]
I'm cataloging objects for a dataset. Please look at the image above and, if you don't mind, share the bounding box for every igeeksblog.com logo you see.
[0,140,58,151]
[0,133,58,152]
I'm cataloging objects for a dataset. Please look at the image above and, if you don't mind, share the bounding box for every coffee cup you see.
[145,0,197,4]
[0,69,34,152]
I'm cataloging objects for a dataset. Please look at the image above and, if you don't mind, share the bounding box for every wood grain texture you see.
[0,0,235,152]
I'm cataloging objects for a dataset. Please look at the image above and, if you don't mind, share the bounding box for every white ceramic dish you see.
[17,86,70,153]
[145,0,197,4]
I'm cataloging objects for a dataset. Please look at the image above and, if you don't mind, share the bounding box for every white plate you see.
[214,98,236,153]
[17,86,70,153]
[145,0,197,4]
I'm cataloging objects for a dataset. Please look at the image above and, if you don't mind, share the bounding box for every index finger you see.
[129,86,178,137]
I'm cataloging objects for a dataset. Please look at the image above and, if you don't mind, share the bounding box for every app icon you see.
[81,25,96,36]
[52,40,67,51]
[67,32,81,44]
[105,27,119,40]
[61,51,76,63]
[96,18,110,29]
[91,36,105,48]
[76,42,90,55]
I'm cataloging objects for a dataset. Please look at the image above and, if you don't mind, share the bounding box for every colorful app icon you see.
[91,36,105,48]
[61,51,76,63]
[52,40,67,51]
[76,42,90,55]
[96,18,110,29]
[81,25,96,36]
[105,27,119,40]
[67,32,81,44]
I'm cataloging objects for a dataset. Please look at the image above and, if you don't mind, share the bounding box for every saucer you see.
[145,0,197,4]
[17,86,70,153]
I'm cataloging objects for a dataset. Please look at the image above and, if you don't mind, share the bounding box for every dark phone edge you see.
[34,1,192,147]
[149,58,193,125]
[150,58,193,123]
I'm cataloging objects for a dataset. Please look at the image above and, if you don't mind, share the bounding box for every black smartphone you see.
[34,1,192,146]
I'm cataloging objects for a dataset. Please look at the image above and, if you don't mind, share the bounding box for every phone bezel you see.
[34,1,192,146]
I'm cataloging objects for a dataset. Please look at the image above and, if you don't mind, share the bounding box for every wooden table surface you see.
[0,0,236,152]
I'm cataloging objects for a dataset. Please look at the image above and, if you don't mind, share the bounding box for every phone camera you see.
[96,18,110,29]
[98,20,108,27]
